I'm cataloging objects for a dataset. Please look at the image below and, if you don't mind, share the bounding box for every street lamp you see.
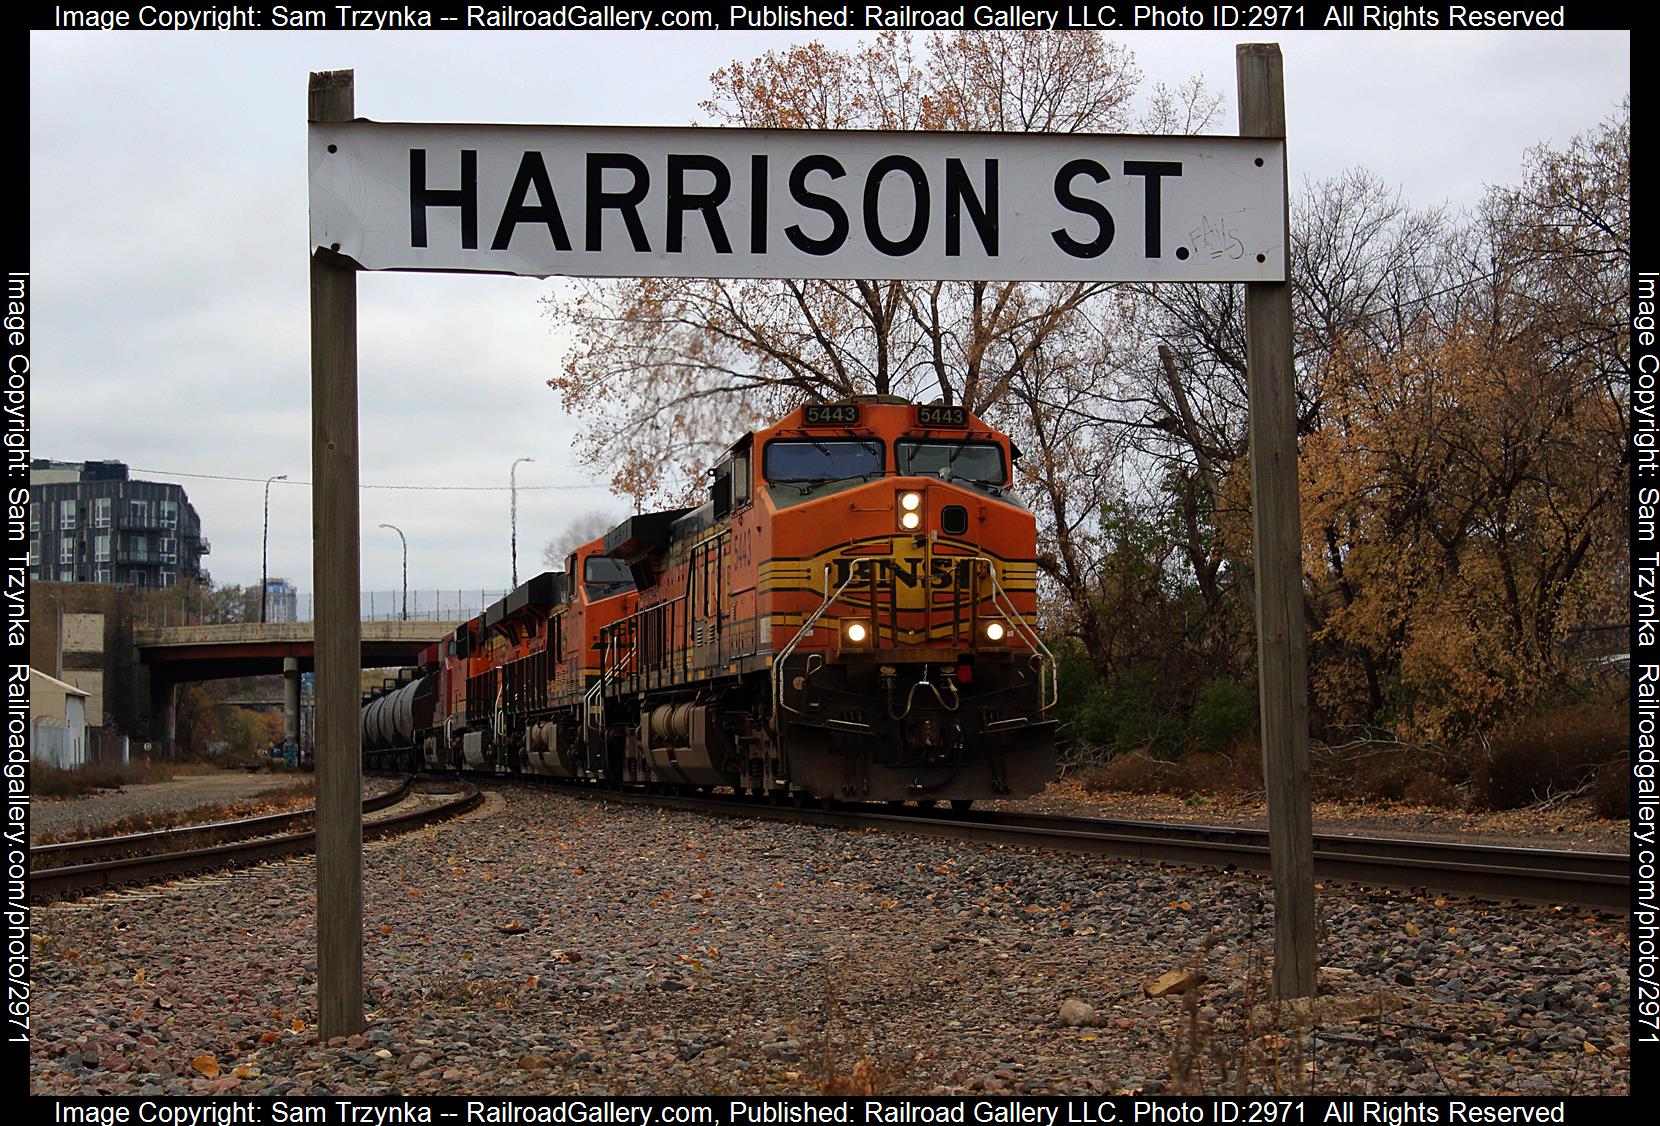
[261,473,288,624]
[379,523,408,621]
[510,457,535,588]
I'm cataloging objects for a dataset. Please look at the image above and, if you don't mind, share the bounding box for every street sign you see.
[309,123,1286,283]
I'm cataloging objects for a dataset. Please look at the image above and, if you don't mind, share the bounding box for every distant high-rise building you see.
[29,460,209,589]
[264,578,298,622]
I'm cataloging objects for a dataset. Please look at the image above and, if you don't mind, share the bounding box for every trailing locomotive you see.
[362,396,1057,804]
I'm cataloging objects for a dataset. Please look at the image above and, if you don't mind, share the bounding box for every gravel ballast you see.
[27,784,1630,1096]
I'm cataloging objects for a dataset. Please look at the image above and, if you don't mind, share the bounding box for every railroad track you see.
[30,777,481,902]
[31,774,418,868]
[503,780,1629,912]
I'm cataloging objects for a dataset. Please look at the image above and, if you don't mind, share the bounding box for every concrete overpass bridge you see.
[136,620,459,681]
[137,620,459,756]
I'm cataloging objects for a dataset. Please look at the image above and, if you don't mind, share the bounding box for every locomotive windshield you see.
[583,555,634,598]
[764,439,884,484]
[896,440,1006,486]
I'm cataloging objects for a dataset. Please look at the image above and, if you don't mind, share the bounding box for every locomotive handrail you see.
[974,556,1058,714]
[587,632,637,732]
[772,555,875,722]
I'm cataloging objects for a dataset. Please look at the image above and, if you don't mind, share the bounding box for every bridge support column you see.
[148,676,176,760]
[283,658,301,746]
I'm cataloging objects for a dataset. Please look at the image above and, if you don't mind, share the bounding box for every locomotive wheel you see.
[950,799,974,813]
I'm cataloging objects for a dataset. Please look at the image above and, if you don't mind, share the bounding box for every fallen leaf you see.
[1404,922,1422,936]
[259,1033,281,1044]
[133,969,146,983]
[232,1065,253,1079]
[290,1020,305,1033]
[191,1055,220,1078]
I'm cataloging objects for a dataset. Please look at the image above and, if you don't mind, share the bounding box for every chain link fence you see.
[136,588,508,627]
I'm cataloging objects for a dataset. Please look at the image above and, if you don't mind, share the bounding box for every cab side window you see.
[712,464,733,520]
[732,449,750,507]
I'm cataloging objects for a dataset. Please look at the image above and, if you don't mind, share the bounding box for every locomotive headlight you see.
[901,492,922,511]
[984,621,1006,641]
[845,621,868,643]
[900,510,922,530]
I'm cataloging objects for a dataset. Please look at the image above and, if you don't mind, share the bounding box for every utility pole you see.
[261,473,288,623]
[510,456,534,588]
[379,523,408,621]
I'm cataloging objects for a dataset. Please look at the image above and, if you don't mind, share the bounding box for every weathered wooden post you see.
[1237,43,1318,1000]
[308,68,365,1039]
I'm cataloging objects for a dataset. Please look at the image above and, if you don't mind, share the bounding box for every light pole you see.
[510,456,535,588]
[261,474,288,623]
[378,523,408,621]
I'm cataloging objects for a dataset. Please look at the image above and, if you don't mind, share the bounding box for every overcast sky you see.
[28,28,1629,604]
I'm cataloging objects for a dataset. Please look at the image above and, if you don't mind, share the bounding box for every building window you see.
[159,499,178,529]
[158,537,176,564]
[129,499,152,526]
[28,505,37,532]
[128,536,149,563]
[28,539,38,566]
[130,570,149,589]
[94,497,111,528]
[59,500,76,530]
[95,568,112,583]
[95,533,111,562]
[59,569,74,582]
[59,539,74,564]
[160,570,176,588]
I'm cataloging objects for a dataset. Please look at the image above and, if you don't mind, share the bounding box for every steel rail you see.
[31,774,417,870]
[30,780,480,902]
[505,781,1628,912]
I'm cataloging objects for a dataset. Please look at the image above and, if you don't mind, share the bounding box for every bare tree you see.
[543,32,1220,505]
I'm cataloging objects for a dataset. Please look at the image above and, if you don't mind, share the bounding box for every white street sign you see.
[309,122,1287,283]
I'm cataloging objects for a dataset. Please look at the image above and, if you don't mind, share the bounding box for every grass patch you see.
[1080,750,1262,798]
[32,761,175,799]
[1468,703,1628,810]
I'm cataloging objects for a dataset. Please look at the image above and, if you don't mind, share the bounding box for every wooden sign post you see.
[308,68,366,1039]
[1237,43,1318,1000]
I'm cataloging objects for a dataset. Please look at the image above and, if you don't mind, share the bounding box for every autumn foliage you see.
[542,35,1628,791]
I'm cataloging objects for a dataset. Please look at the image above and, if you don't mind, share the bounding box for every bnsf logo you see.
[832,557,974,589]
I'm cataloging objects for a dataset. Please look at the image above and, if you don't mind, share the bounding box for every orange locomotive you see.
[363,396,1057,805]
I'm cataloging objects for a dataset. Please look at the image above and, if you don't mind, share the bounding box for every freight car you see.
[361,396,1057,804]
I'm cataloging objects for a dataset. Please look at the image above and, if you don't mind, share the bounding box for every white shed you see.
[29,667,89,769]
